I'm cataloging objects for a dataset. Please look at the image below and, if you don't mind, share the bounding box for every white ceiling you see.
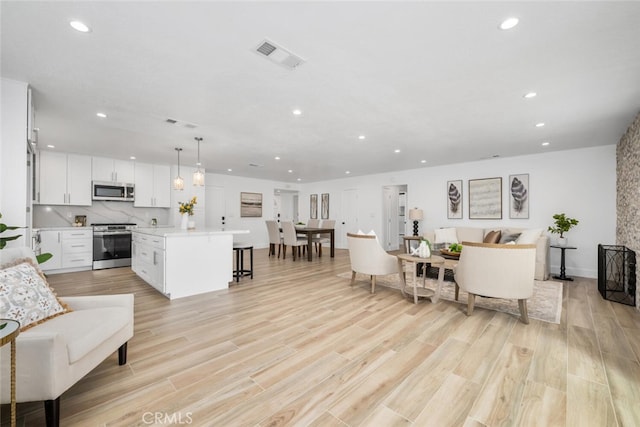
[2,1,640,183]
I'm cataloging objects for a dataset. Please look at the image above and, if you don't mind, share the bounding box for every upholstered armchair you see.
[0,247,134,427]
[346,232,398,293]
[454,241,537,324]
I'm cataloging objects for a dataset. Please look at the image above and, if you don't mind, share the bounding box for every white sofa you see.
[0,247,134,427]
[423,227,550,281]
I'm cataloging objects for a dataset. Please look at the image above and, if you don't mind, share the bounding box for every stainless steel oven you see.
[92,223,137,269]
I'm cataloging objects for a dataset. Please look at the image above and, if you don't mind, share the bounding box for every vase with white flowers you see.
[178,197,197,229]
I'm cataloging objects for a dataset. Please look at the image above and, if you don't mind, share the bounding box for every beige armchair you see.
[0,247,134,427]
[454,241,536,324]
[347,232,398,293]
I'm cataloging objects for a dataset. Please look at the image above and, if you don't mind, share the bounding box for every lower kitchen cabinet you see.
[38,228,93,273]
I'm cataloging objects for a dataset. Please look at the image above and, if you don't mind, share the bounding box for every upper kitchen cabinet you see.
[92,156,135,183]
[134,163,170,208]
[38,151,92,206]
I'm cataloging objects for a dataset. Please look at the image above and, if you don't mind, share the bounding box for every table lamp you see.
[409,208,424,236]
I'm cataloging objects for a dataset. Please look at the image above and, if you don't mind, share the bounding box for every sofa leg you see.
[118,342,128,365]
[44,398,60,427]
[518,299,530,324]
[467,293,476,316]
[350,271,356,286]
[371,275,376,294]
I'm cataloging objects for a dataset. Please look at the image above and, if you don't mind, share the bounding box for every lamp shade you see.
[409,208,424,221]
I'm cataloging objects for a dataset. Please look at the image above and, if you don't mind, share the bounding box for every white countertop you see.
[34,226,92,231]
[134,227,249,237]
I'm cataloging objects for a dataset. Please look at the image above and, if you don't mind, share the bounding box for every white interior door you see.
[382,186,399,251]
[339,189,358,247]
[205,185,225,229]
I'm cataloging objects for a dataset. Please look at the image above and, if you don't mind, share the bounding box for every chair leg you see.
[518,299,530,324]
[118,342,128,365]
[44,398,60,427]
[278,244,281,258]
[455,283,459,301]
[371,275,376,294]
[282,245,286,259]
[467,293,476,316]
[350,271,356,286]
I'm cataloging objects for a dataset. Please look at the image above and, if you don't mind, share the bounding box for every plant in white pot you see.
[548,213,579,246]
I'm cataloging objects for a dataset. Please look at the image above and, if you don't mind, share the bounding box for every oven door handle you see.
[94,231,133,236]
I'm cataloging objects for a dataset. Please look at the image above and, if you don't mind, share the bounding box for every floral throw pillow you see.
[0,258,71,331]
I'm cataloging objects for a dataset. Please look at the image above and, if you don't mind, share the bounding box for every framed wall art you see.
[310,194,318,219]
[321,193,330,219]
[447,180,463,219]
[509,173,529,219]
[240,192,262,217]
[469,177,502,219]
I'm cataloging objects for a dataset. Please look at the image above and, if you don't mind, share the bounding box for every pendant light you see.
[173,147,184,190]
[193,137,204,186]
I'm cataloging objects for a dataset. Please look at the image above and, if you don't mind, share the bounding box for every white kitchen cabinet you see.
[39,228,93,273]
[92,156,135,183]
[38,151,92,206]
[132,232,165,293]
[134,163,170,208]
[61,229,93,269]
[39,229,63,270]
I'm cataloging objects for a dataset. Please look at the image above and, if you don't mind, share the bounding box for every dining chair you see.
[265,220,283,258]
[305,219,321,251]
[315,219,335,256]
[281,221,307,260]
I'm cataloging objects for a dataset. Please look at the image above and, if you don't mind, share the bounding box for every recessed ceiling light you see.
[227,168,232,172]
[345,171,351,174]
[394,149,401,153]
[523,92,537,99]
[96,112,107,118]
[542,141,550,146]
[535,122,545,127]
[358,135,366,140]
[69,20,90,33]
[274,156,280,160]
[297,178,302,181]
[292,109,302,116]
[47,144,55,148]
[499,17,519,30]
[420,160,427,164]
[130,156,136,160]
[288,169,293,173]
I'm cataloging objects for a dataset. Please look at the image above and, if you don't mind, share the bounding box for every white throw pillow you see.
[434,227,458,244]
[516,228,543,244]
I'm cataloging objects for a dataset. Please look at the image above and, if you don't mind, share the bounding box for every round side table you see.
[1,319,20,427]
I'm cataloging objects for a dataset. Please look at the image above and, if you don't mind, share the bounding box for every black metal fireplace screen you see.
[598,244,636,306]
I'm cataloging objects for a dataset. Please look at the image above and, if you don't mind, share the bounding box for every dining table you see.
[294,226,335,261]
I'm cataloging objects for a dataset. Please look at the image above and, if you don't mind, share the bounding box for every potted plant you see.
[0,212,52,263]
[548,213,579,246]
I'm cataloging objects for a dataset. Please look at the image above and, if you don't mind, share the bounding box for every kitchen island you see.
[132,227,249,299]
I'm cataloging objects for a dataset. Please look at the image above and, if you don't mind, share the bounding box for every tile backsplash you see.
[33,201,170,228]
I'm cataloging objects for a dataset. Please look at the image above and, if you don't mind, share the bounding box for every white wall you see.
[301,145,616,279]
[204,173,300,247]
[0,78,29,248]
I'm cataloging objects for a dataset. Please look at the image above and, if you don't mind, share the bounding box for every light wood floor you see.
[2,248,640,426]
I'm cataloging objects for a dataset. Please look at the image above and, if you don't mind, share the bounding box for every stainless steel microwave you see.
[92,181,135,201]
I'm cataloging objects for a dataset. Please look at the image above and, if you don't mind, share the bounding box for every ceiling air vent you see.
[253,39,305,70]
[165,118,198,129]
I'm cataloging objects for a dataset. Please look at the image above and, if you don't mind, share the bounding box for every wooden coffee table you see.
[396,253,446,304]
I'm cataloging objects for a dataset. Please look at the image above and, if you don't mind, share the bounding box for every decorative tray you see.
[439,249,461,259]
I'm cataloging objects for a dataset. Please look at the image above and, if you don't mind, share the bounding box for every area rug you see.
[338,272,563,324]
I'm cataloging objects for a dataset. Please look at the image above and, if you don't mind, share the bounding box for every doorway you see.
[382,184,407,251]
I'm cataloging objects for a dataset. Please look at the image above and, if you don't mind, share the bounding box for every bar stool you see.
[232,242,253,282]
